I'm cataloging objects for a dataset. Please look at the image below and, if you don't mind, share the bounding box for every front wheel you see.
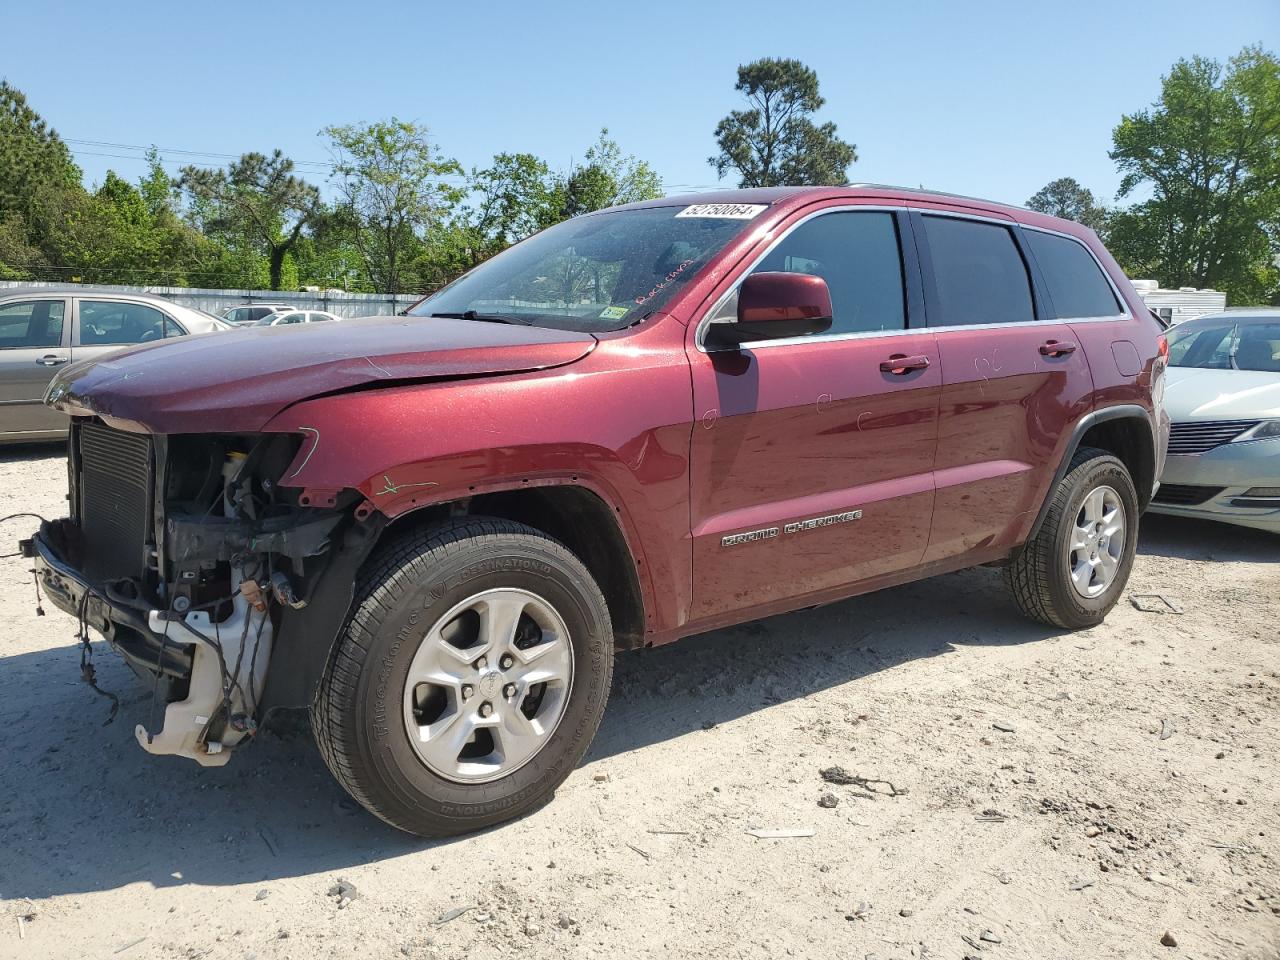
[1005,447,1139,629]
[312,517,614,837]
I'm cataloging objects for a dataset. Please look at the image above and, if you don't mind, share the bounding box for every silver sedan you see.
[1150,310,1280,534]
[0,289,230,443]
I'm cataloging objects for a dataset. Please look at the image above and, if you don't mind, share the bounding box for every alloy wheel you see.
[1066,484,1126,599]
[401,588,574,783]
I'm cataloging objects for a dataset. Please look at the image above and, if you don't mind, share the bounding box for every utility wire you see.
[63,136,713,190]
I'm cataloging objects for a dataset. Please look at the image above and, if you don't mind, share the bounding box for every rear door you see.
[687,206,940,624]
[0,297,71,436]
[72,298,184,365]
[910,208,1093,563]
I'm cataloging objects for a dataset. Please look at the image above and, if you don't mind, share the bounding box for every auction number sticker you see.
[675,203,768,219]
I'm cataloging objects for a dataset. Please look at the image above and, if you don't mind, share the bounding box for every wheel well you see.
[1078,416,1155,510]
[384,486,647,650]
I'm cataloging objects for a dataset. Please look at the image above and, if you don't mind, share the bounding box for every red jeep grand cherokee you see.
[27,186,1169,837]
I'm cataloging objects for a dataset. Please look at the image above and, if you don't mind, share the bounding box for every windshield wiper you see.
[429,310,534,326]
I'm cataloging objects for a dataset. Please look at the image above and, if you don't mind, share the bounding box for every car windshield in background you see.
[409,204,768,332]
[1168,320,1280,373]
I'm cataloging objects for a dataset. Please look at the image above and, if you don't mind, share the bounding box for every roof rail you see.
[847,183,1032,213]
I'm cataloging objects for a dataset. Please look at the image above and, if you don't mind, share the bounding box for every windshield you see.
[1168,320,1280,373]
[410,204,768,332]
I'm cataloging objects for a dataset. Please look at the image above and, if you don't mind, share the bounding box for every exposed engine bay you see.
[33,422,358,765]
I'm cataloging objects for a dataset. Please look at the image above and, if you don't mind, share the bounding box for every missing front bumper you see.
[27,520,272,766]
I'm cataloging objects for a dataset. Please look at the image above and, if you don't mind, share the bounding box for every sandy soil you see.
[1,443,1277,960]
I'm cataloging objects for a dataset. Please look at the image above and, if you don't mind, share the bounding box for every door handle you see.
[1039,340,1078,358]
[879,354,931,375]
[35,354,69,366]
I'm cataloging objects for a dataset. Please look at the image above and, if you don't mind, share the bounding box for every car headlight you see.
[1232,420,1280,442]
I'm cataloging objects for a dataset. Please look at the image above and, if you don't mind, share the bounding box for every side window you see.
[79,301,169,345]
[278,312,305,325]
[226,308,245,324]
[0,300,65,349]
[710,211,907,337]
[162,315,185,338]
[922,216,1034,326]
[1025,230,1123,319]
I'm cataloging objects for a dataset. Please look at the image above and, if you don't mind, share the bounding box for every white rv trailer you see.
[1131,279,1227,326]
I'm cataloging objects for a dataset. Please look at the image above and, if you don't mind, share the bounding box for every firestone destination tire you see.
[312,517,614,837]
[1005,447,1139,630]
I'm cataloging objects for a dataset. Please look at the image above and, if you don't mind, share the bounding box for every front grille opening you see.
[1152,483,1225,506]
[1167,420,1258,455]
[77,421,153,583]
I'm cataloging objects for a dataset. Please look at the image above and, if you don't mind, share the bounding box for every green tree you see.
[291,205,371,291]
[1108,46,1280,302]
[554,129,663,218]
[323,118,464,293]
[178,150,322,290]
[0,80,85,277]
[469,152,556,247]
[710,58,856,187]
[139,146,176,219]
[416,133,664,289]
[1026,177,1110,235]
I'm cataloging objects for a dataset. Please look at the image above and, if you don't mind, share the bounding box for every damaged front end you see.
[26,419,372,766]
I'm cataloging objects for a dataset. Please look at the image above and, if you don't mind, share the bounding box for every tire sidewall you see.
[1048,457,1139,622]
[350,536,611,831]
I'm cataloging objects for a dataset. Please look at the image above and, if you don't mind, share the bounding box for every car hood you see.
[49,315,597,433]
[1164,366,1280,421]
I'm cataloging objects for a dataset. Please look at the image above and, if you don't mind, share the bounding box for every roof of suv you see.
[618,184,1084,236]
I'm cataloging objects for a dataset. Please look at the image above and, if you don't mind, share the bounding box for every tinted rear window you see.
[1026,230,1122,319]
[922,216,1034,326]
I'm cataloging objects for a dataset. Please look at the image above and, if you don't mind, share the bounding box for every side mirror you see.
[709,272,833,346]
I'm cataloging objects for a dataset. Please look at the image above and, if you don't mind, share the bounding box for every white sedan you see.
[1150,310,1280,534]
[253,310,342,327]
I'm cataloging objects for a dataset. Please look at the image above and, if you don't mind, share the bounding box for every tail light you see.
[1156,334,1169,366]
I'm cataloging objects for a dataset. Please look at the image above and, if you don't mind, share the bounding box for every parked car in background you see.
[0,289,229,443]
[1150,310,1280,533]
[222,303,292,326]
[26,186,1167,837]
[254,310,342,326]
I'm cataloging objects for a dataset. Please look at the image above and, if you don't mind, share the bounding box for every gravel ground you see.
[1,443,1277,960]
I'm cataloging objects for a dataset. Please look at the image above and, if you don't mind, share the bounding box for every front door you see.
[0,298,71,437]
[908,209,1094,562]
[687,208,940,625]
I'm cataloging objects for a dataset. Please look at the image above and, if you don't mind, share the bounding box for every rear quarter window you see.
[1025,230,1123,319]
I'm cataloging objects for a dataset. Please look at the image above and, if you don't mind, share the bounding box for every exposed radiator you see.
[77,421,153,583]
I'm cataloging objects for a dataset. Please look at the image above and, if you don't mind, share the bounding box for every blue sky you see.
[4,0,1276,208]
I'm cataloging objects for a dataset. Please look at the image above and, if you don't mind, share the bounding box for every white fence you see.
[0,281,425,318]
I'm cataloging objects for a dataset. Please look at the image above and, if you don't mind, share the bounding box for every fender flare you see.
[1026,404,1156,542]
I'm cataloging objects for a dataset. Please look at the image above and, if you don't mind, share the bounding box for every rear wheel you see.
[1005,447,1139,629]
[312,517,613,837]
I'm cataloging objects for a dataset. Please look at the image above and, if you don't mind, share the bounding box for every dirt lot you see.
[1,444,1277,960]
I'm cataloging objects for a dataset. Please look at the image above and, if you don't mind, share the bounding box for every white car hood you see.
[1164,367,1280,421]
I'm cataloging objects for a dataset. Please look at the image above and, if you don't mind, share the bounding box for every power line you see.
[65,138,333,170]
[63,135,708,191]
